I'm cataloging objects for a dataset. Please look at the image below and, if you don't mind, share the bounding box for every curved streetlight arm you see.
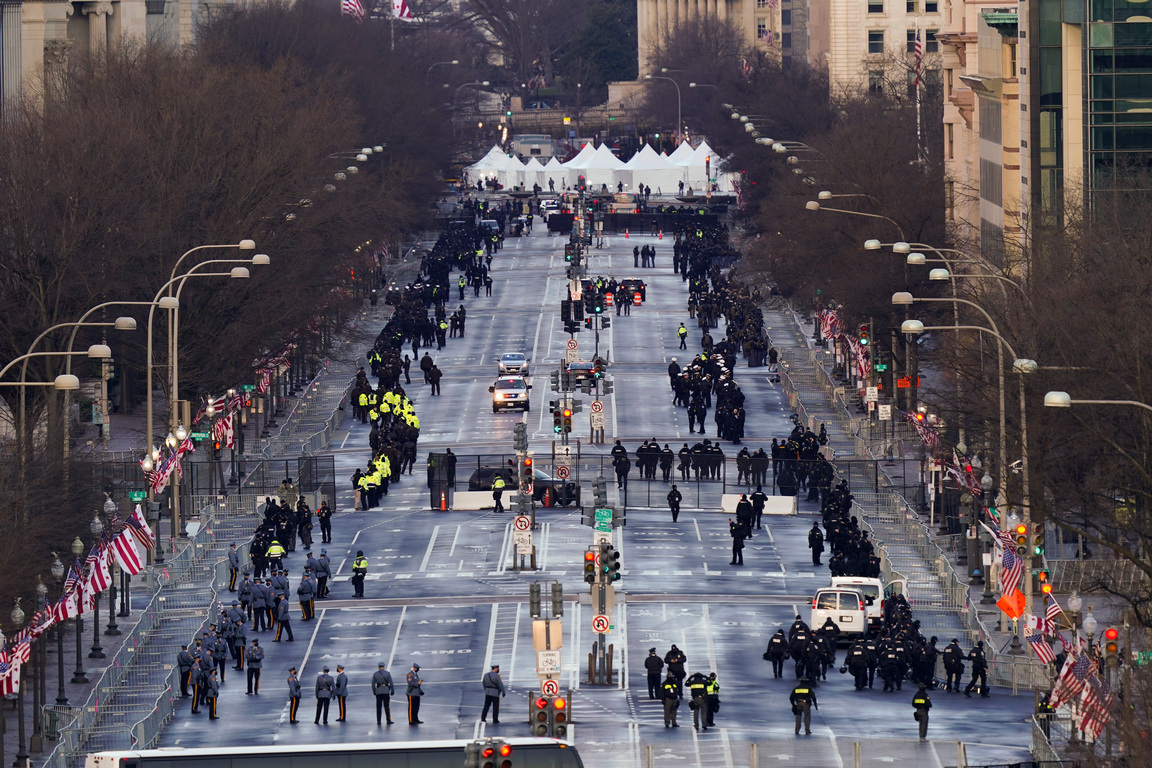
[913,324,1019,360]
[644,75,682,142]
[806,203,905,241]
[1048,396,1152,414]
[0,350,104,383]
[169,243,254,293]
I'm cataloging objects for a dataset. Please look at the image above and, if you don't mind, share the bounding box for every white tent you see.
[522,157,546,190]
[615,144,684,195]
[543,157,565,191]
[667,141,696,165]
[465,145,509,182]
[673,140,714,191]
[572,144,624,189]
[499,155,526,189]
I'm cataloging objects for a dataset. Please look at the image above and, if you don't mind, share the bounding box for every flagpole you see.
[915,19,922,161]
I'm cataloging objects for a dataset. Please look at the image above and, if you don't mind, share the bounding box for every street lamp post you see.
[805,200,906,240]
[643,74,682,146]
[11,597,27,768]
[69,537,88,685]
[102,497,121,634]
[29,579,46,754]
[1043,391,1152,413]
[50,556,66,706]
[86,514,104,659]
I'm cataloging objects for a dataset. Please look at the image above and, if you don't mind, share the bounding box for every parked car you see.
[489,376,532,412]
[466,467,580,506]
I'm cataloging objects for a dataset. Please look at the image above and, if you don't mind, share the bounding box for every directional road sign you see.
[590,400,604,413]
[127,491,146,502]
[536,650,562,676]
[513,530,533,556]
[593,529,613,546]
[566,347,579,364]
[513,515,532,531]
[594,508,613,533]
[241,384,256,392]
[541,678,560,696]
[591,614,610,633]
[556,466,570,479]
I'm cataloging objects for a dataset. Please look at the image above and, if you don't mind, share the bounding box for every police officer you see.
[238,575,253,620]
[846,640,870,690]
[287,667,302,723]
[912,684,932,739]
[317,501,332,544]
[667,485,682,523]
[790,678,818,735]
[687,671,709,731]
[315,667,335,724]
[406,664,424,724]
[246,639,264,694]
[297,570,316,620]
[750,486,768,529]
[492,475,506,513]
[316,549,332,598]
[231,620,247,670]
[228,544,240,591]
[351,551,368,597]
[808,522,825,566]
[704,673,721,727]
[941,638,963,691]
[250,577,269,632]
[662,672,682,728]
[644,648,665,699]
[729,518,746,565]
[373,662,396,725]
[205,668,220,720]
[678,323,688,350]
[265,539,286,571]
[964,640,990,697]
[764,629,788,678]
[177,645,194,697]
[480,664,506,723]
[335,665,350,721]
[275,596,294,642]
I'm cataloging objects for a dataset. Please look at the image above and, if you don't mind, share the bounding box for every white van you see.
[828,576,909,633]
[810,588,867,639]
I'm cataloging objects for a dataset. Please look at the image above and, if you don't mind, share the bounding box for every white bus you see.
[86,738,583,768]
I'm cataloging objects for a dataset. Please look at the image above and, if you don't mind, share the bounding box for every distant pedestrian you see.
[791,677,817,735]
[480,664,507,723]
[644,648,665,699]
[205,669,220,720]
[809,522,825,566]
[667,485,682,522]
[351,551,368,597]
[662,673,682,727]
[246,639,264,694]
[729,518,746,565]
[228,544,240,591]
[335,665,349,721]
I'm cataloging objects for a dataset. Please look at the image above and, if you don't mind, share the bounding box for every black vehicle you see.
[467,467,580,507]
[566,358,606,383]
[619,277,647,302]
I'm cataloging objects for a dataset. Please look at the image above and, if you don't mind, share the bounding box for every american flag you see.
[741,58,752,80]
[1079,677,1113,740]
[341,0,365,20]
[913,29,923,87]
[1000,544,1023,596]
[127,504,157,550]
[1049,651,1094,709]
[1044,596,1063,633]
[1027,631,1057,664]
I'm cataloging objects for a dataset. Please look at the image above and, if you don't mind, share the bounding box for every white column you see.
[83,2,112,51]
[1,2,23,115]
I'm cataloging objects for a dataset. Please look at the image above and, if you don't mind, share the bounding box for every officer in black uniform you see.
[662,673,682,728]
[667,485,682,522]
[808,522,825,565]
[964,640,990,697]
[644,648,665,698]
[372,662,396,725]
[790,677,818,735]
[315,667,335,724]
[912,685,932,739]
[764,629,788,678]
[687,671,709,731]
[287,667,302,723]
[942,638,964,691]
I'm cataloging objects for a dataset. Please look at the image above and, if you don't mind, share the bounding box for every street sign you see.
[536,650,562,676]
[241,384,255,392]
[127,491,146,502]
[878,404,892,421]
[555,466,570,479]
[591,614,610,633]
[514,530,533,556]
[590,400,604,413]
[567,339,578,350]
[593,529,613,546]
[189,432,210,440]
[541,678,560,696]
[566,347,579,364]
[514,515,532,532]
[866,386,879,403]
[590,412,605,430]
[594,508,613,533]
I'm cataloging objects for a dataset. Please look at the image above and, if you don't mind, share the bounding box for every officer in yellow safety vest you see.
[458,275,466,300]
[357,390,369,423]
[358,471,374,510]
[491,476,506,513]
[266,540,286,571]
[912,685,932,739]
[351,551,368,597]
[677,323,688,350]
[704,673,720,727]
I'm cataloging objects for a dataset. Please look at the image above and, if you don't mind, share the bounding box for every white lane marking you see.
[449,525,461,558]
[385,605,406,671]
[497,523,512,574]
[509,601,522,685]
[298,608,327,678]
[539,522,551,572]
[702,603,718,674]
[419,525,440,572]
[482,603,499,672]
[340,430,352,450]
[692,518,702,542]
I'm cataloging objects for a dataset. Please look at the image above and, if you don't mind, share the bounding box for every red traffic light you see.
[553,697,566,710]
[563,409,572,418]
[499,745,513,757]
[535,697,549,709]
[1015,524,1028,535]
[482,748,496,758]
[524,457,533,468]
[584,551,596,562]
[1104,628,1119,641]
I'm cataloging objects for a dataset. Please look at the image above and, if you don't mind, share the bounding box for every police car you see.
[489,376,532,412]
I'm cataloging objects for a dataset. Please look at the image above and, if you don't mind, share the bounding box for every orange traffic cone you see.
[624,229,629,238]
[440,491,447,511]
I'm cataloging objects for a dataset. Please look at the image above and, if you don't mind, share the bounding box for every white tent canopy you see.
[615,144,684,195]
[464,145,509,181]
[499,155,526,189]
[522,157,546,190]
[569,143,624,189]
[667,141,696,165]
[543,157,565,191]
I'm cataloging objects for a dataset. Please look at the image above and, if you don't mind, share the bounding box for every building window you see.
[925,0,938,10]
[782,9,792,24]
[926,30,938,52]
[979,159,1004,206]
[946,123,954,159]
[782,32,793,48]
[868,0,884,13]
[756,0,772,6]
[907,30,917,53]
[907,0,917,10]
[868,31,885,54]
[757,18,768,38]
[869,70,885,92]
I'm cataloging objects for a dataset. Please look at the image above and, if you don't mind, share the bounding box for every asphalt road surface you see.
[158,223,1036,767]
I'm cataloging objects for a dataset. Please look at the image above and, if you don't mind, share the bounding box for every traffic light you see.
[531,697,550,736]
[578,175,586,192]
[1031,520,1045,557]
[550,371,560,392]
[529,582,541,618]
[521,456,534,488]
[1014,523,1028,556]
[600,316,610,329]
[550,695,568,738]
[583,550,597,583]
[561,299,572,322]
[572,299,584,322]
[562,408,573,433]
[553,406,563,433]
[601,543,621,582]
[213,440,222,459]
[592,477,607,507]
[602,379,614,395]
[593,359,604,379]
[584,317,592,329]
[1036,569,1052,595]
[859,324,869,346]
[594,294,605,314]
[1104,627,1120,665]
[478,740,512,768]
[513,422,527,452]
[551,581,564,616]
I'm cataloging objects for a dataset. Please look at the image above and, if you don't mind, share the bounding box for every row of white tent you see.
[465,141,737,195]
